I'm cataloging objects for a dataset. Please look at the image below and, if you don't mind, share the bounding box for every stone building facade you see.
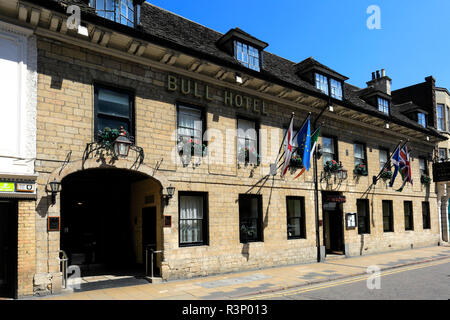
[0,0,447,298]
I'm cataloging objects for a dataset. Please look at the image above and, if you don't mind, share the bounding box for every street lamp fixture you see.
[337,167,348,181]
[113,127,132,157]
[49,179,61,205]
[164,185,176,205]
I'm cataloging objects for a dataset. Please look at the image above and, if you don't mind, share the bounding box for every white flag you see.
[281,115,294,178]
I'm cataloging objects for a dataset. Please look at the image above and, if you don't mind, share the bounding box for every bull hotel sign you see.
[167,75,269,116]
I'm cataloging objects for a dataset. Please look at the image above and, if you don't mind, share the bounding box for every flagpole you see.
[274,112,295,165]
[372,140,405,184]
[276,112,311,164]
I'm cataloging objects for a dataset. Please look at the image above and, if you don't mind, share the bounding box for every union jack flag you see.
[389,144,413,191]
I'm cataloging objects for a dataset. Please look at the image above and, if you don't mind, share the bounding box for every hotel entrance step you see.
[325,253,346,261]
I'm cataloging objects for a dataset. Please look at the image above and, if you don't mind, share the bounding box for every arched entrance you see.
[60,167,162,277]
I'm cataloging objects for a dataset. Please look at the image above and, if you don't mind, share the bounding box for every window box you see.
[178,137,207,157]
[324,160,340,173]
[380,168,393,180]
[238,147,260,165]
[420,174,431,185]
[354,163,368,176]
[289,154,303,168]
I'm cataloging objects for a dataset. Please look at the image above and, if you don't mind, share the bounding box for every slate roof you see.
[32,0,446,139]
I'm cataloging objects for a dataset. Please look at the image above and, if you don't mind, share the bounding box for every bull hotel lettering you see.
[167,75,269,115]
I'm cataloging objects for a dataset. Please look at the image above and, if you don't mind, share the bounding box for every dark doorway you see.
[60,168,148,276]
[0,200,17,298]
[142,207,159,277]
[322,192,344,255]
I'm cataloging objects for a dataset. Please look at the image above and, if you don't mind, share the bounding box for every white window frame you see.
[330,78,343,100]
[234,40,260,71]
[315,73,329,95]
[437,104,445,131]
[418,112,426,127]
[378,97,390,115]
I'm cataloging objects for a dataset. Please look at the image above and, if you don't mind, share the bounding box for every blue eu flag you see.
[297,116,312,171]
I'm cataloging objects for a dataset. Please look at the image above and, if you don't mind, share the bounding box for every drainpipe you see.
[313,99,331,262]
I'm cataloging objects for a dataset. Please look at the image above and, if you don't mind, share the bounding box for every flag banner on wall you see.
[294,126,320,180]
[281,115,294,178]
[395,145,413,192]
[389,143,402,187]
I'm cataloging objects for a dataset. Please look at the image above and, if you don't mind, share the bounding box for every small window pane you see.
[98,88,130,117]
[379,149,388,170]
[179,194,206,245]
[357,199,370,234]
[97,117,129,133]
[287,197,305,239]
[315,73,329,95]
[239,195,262,243]
[422,202,431,229]
[418,113,426,127]
[354,143,365,166]
[404,201,414,231]
[383,200,393,232]
[330,79,342,100]
[437,104,445,131]
[378,97,389,114]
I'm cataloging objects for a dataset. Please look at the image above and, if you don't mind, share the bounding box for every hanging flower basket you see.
[178,138,207,157]
[324,160,340,173]
[290,154,303,168]
[353,163,368,176]
[421,174,431,185]
[97,127,121,148]
[380,168,393,180]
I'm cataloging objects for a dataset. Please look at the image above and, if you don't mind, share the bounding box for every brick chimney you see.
[366,69,392,95]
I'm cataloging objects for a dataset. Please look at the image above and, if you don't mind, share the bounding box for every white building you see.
[0,18,37,297]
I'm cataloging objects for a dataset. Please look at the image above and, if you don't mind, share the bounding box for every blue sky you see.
[148,0,450,91]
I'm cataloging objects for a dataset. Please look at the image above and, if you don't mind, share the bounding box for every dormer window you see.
[315,73,328,95]
[234,41,260,72]
[378,97,390,115]
[89,0,141,27]
[217,28,268,73]
[330,79,343,100]
[315,73,343,101]
[418,112,426,127]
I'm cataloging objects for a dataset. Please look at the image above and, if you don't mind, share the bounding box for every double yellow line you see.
[241,258,450,300]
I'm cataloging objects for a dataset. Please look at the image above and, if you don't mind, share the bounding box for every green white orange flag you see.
[294,126,321,180]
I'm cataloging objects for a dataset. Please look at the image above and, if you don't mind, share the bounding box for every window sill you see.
[240,240,264,244]
[179,243,209,248]
[288,237,307,240]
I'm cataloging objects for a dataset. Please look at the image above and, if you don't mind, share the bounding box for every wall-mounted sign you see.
[48,217,60,232]
[0,182,15,192]
[16,183,36,193]
[167,75,269,116]
[0,181,37,199]
[346,213,357,230]
[433,162,450,182]
[163,215,172,228]
[326,195,346,203]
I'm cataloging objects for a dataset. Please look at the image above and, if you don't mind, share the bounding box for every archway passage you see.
[60,168,158,277]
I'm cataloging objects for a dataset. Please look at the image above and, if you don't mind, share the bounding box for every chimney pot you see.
[372,72,376,80]
[376,70,380,79]
[381,69,386,77]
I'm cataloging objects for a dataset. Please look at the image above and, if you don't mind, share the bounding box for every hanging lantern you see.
[113,126,132,157]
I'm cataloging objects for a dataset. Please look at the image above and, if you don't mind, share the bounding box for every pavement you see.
[36,245,450,300]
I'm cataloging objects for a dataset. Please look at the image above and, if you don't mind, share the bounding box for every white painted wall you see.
[0,20,36,176]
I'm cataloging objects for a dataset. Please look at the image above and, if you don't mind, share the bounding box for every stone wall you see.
[28,35,440,291]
